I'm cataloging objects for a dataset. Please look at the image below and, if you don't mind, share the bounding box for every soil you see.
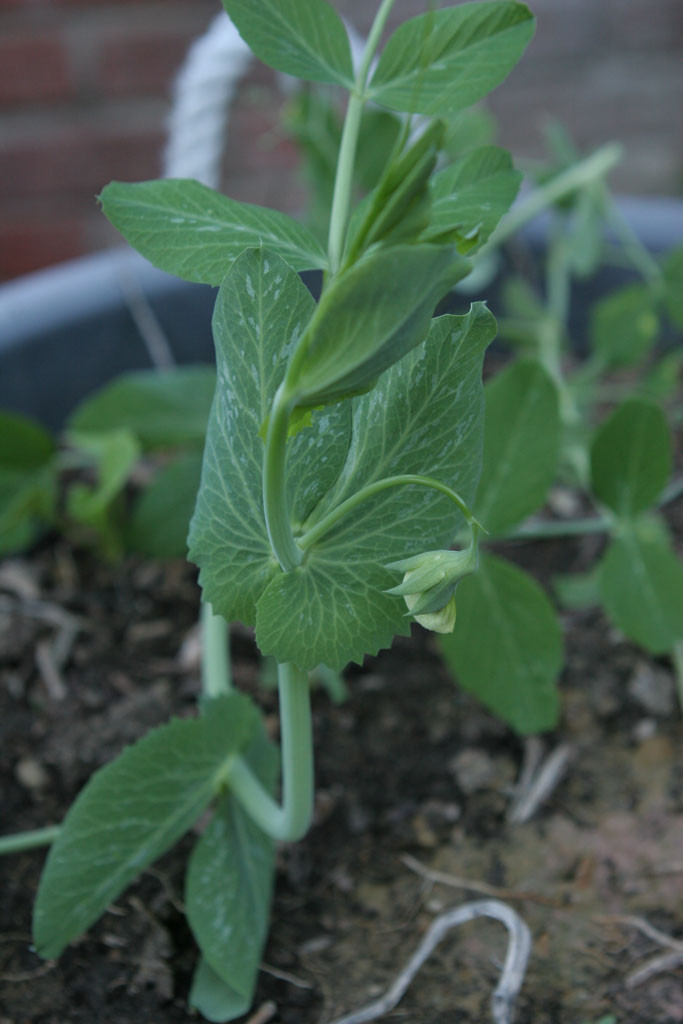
[1,520,683,1024]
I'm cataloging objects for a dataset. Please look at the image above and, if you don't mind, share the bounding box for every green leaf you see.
[590,398,672,518]
[293,243,469,408]
[662,245,683,329]
[589,283,659,368]
[222,0,353,87]
[439,552,562,734]
[475,360,560,535]
[422,146,522,252]
[188,247,351,626]
[369,2,535,117]
[0,410,55,470]
[187,727,277,1020]
[66,429,141,555]
[599,517,683,654]
[0,411,57,554]
[256,306,495,670]
[641,349,683,401]
[127,451,203,558]
[100,180,328,285]
[33,693,259,959]
[69,367,216,451]
[190,959,251,1023]
[553,567,601,610]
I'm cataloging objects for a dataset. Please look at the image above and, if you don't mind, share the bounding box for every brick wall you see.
[1,0,682,281]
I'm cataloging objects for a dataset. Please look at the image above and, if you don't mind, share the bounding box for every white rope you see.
[326,899,532,1024]
[163,12,253,187]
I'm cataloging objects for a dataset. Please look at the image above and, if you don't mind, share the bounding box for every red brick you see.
[0,213,86,279]
[99,31,196,97]
[0,34,71,105]
[0,123,164,199]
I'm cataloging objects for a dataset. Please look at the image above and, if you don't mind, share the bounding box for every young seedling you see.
[2,2,679,1024]
[0,0,541,1018]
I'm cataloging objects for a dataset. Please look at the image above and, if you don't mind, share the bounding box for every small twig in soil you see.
[507,741,573,824]
[402,854,563,909]
[245,1002,278,1024]
[325,900,532,1024]
[596,913,683,988]
[35,640,67,701]
[260,961,314,990]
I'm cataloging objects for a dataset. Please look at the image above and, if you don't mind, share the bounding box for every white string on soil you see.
[325,899,532,1024]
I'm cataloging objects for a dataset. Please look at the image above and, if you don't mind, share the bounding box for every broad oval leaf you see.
[439,552,562,734]
[422,145,522,252]
[222,0,353,87]
[190,959,251,1023]
[369,2,534,117]
[590,398,672,518]
[100,179,328,285]
[475,360,560,535]
[292,243,469,407]
[127,451,203,559]
[33,694,259,959]
[69,367,216,451]
[0,411,57,554]
[256,305,495,670]
[186,729,277,1019]
[598,517,683,655]
[589,282,659,369]
[188,247,351,626]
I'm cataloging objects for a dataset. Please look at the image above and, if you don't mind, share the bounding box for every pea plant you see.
[1,0,541,1019]
[2,0,682,1019]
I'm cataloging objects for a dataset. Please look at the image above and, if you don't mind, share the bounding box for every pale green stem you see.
[262,384,303,572]
[227,662,314,842]
[327,0,398,272]
[604,196,663,289]
[486,142,623,252]
[201,602,232,697]
[0,825,61,856]
[660,475,683,507]
[298,473,480,552]
[501,515,612,541]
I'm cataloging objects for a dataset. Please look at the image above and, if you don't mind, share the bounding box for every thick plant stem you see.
[201,601,232,697]
[327,0,397,272]
[0,825,60,856]
[298,473,480,552]
[262,385,303,572]
[228,662,314,842]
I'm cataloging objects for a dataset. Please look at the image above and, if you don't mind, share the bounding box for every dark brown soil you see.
[1,525,683,1024]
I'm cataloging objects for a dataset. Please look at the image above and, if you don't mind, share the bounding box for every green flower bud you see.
[385,545,478,634]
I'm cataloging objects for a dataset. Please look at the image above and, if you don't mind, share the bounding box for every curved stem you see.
[327,0,397,273]
[262,384,303,571]
[299,474,480,552]
[0,824,61,856]
[201,601,232,697]
[227,662,314,842]
[487,142,623,252]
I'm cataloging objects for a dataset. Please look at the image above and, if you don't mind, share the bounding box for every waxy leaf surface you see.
[439,552,562,734]
[423,146,521,251]
[599,517,683,655]
[475,359,560,535]
[370,2,534,117]
[188,247,351,625]
[590,399,671,518]
[187,726,277,1021]
[33,694,259,959]
[256,306,495,670]
[100,180,327,285]
[222,0,353,87]
[293,243,468,407]
[69,367,216,451]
